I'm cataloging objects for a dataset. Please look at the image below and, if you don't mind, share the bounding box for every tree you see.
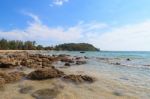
[36,45,44,50]
[0,39,8,49]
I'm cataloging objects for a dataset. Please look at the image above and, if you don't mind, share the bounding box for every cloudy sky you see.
[0,0,150,51]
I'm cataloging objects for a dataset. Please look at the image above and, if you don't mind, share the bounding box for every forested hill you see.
[0,39,100,51]
[55,43,100,51]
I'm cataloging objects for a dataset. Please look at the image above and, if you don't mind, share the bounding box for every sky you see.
[0,0,150,51]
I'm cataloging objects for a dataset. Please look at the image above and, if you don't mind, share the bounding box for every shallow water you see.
[1,51,150,99]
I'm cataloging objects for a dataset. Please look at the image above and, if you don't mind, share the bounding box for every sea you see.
[1,51,150,99]
[46,51,150,99]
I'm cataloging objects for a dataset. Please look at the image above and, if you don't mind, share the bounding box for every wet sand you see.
[0,65,139,99]
[0,50,149,99]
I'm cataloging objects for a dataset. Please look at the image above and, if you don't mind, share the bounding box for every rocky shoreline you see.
[0,51,95,99]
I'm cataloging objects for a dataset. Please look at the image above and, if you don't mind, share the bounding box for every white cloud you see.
[88,20,150,51]
[1,13,150,51]
[0,13,107,44]
[51,0,69,6]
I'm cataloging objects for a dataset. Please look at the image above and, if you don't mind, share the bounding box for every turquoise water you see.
[40,50,150,58]
[34,51,150,98]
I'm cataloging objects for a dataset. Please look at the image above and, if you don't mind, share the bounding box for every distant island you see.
[0,39,100,51]
[55,43,100,51]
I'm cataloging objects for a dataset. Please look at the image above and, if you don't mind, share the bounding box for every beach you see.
[0,50,150,99]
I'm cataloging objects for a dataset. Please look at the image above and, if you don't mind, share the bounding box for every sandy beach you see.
[0,50,150,99]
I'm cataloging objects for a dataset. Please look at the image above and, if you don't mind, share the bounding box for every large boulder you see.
[62,75,95,84]
[27,68,64,80]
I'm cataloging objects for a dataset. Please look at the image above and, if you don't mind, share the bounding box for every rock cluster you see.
[27,67,64,80]
[0,51,87,69]
[0,52,60,69]
[60,56,87,67]
[0,51,95,87]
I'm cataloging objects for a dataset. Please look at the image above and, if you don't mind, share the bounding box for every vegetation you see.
[55,43,100,51]
[0,39,99,51]
[0,39,36,50]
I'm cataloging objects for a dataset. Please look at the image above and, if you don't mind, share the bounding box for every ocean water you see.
[47,51,150,98]
[1,51,150,99]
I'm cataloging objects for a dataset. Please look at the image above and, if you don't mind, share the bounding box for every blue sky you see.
[0,0,150,51]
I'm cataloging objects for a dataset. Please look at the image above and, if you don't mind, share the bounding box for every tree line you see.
[0,38,53,50]
[0,39,99,51]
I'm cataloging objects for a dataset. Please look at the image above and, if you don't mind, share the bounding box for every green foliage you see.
[0,39,36,50]
[36,45,44,50]
[0,39,100,51]
[0,39,8,49]
[55,43,100,51]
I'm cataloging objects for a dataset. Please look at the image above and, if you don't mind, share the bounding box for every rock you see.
[113,91,124,96]
[120,77,129,81]
[0,85,5,91]
[6,71,25,83]
[80,51,85,53]
[35,58,42,62]
[30,63,42,68]
[75,57,82,60]
[126,58,131,61]
[38,54,47,58]
[0,78,5,86]
[27,68,64,80]
[20,59,33,66]
[0,62,14,68]
[21,58,43,68]
[0,71,25,84]
[19,86,34,94]
[81,75,95,83]
[63,75,95,84]
[32,88,60,99]
[115,62,121,65]
[84,56,88,59]
[64,63,71,67]
[0,72,9,83]
[0,59,19,68]
[0,55,7,59]
[111,62,121,65]
[42,62,52,67]
[42,58,50,63]
[76,60,86,65]
[58,54,69,57]
[60,58,74,63]
[143,65,150,67]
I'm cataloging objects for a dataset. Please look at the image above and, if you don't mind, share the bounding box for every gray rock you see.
[76,60,86,65]
[32,88,60,99]
[64,63,71,67]
[19,86,34,94]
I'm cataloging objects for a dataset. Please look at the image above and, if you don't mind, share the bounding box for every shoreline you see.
[0,51,150,99]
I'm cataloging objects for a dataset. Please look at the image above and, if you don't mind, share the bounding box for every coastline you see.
[0,50,150,99]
